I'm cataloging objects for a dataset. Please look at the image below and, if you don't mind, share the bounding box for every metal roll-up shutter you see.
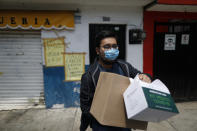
[0,31,44,110]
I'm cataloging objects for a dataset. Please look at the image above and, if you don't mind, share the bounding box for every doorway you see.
[153,22,197,101]
[89,24,126,64]
[0,30,44,110]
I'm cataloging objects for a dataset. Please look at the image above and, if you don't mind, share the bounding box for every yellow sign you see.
[64,53,85,81]
[0,10,74,29]
[43,38,65,67]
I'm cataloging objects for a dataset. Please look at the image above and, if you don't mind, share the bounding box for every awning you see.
[0,10,74,30]
[144,0,197,12]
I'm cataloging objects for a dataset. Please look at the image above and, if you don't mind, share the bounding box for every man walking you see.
[80,30,151,131]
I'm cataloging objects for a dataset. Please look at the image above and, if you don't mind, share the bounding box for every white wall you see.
[41,5,144,71]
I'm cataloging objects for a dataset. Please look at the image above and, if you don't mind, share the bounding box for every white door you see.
[0,31,44,110]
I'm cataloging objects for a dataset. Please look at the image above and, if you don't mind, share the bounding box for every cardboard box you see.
[90,72,148,130]
[123,76,179,122]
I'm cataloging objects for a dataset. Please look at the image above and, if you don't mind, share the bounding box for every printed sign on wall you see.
[64,53,85,81]
[181,34,190,45]
[164,34,176,51]
[43,37,65,67]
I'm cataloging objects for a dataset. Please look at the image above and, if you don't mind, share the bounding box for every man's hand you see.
[138,74,151,83]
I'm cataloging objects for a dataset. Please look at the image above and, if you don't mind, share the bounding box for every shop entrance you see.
[153,22,197,101]
[0,30,44,110]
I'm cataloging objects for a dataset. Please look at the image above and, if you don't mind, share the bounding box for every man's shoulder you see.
[117,59,131,66]
[82,62,98,77]
[86,61,99,73]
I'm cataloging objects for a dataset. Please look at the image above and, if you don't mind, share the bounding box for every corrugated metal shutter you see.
[0,31,44,110]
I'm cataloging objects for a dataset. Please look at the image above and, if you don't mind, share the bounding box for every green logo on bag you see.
[142,87,179,113]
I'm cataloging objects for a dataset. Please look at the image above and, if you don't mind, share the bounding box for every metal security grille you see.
[0,31,44,110]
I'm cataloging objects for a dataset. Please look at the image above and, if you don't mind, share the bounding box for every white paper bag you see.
[123,75,179,122]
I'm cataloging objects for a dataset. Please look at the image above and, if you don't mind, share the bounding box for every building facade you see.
[0,0,197,110]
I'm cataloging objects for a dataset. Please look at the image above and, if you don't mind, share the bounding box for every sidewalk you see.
[0,101,197,131]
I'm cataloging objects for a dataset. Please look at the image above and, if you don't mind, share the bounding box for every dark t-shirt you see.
[98,62,125,76]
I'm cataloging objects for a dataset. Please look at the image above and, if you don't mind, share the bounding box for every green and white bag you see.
[123,75,179,122]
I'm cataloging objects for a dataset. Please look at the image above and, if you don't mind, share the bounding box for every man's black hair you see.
[95,30,118,48]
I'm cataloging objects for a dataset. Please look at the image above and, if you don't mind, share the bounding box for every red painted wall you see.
[143,11,197,76]
[158,0,197,5]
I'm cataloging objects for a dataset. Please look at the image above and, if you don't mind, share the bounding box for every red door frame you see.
[143,11,197,76]
[158,0,197,5]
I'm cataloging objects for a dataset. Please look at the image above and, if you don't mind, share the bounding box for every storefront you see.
[3,0,191,109]
[0,0,152,109]
[0,10,74,110]
[143,0,197,100]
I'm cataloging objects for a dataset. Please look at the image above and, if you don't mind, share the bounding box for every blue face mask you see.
[104,48,119,61]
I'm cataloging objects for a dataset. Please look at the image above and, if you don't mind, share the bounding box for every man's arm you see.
[127,63,152,83]
[80,73,93,131]
[127,63,141,78]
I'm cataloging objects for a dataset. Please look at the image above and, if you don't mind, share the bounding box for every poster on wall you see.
[43,37,65,67]
[164,34,176,51]
[181,34,190,45]
[64,53,85,81]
